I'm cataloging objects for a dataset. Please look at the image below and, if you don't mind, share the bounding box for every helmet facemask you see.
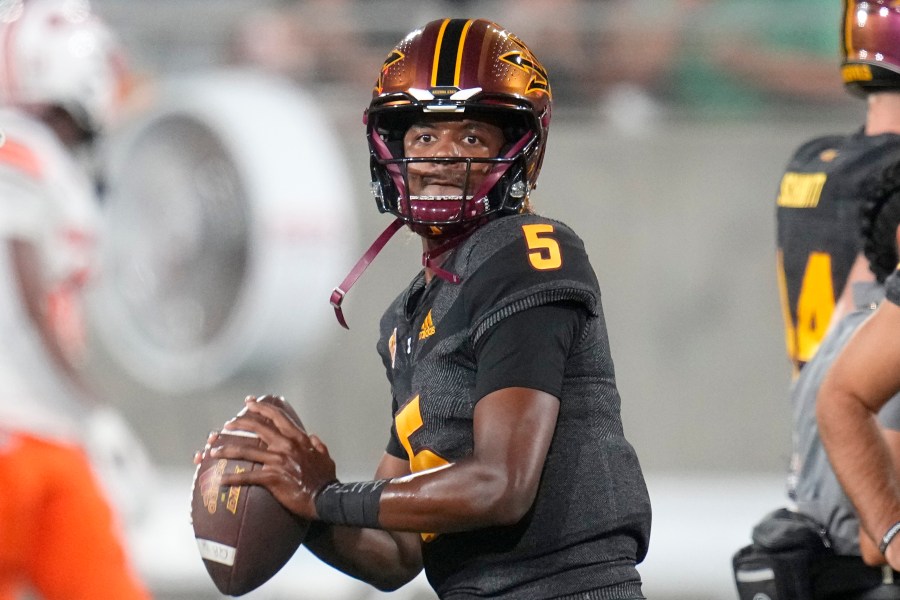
[367,101,541,237]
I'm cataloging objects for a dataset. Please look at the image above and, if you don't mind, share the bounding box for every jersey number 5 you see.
[523,224,562,270]
[395,395,448,542]
[395,395,450,473]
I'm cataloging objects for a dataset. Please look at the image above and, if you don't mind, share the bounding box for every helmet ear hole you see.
[369,156,401,215]
[491,157,530,215]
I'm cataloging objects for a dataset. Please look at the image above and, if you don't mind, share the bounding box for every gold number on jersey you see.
[395,395,450,474]
[777,250,835,368]
[522,224,562,270]
[394,395,448,542]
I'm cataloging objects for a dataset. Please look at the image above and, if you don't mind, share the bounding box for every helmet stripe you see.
[453,20,475,87]
[430,18,450,86]
[843,0,856,59]
[431,19,472,87]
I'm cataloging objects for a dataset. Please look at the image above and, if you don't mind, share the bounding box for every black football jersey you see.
[886,266,900,308]
[776,130,900,370]
[376,214,651,600]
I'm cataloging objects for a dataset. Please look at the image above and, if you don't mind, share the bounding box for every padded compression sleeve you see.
[474,301,586,401]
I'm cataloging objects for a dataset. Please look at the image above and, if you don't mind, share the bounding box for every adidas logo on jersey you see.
[419,310,436,340]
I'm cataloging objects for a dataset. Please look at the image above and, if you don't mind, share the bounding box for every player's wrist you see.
[879,520,900,554]
[314,479,389,528]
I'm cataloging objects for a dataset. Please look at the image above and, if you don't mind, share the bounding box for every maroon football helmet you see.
[331,19,553,327]
[842,0,900,96]
[365,18,552,237]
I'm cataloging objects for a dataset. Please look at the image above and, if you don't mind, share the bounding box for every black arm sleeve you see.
[473,301,586,402]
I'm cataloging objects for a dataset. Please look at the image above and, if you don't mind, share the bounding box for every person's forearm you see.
[303,522,422,591]
[818,389,900,546]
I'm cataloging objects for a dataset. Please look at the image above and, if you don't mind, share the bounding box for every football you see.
[190,395,310,596]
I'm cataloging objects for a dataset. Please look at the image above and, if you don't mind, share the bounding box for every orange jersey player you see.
[0,1,148,598]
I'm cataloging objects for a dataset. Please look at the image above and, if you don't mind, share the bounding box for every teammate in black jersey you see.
[205,17,652,600]
[776,0,900,373]
[734,2,900,594]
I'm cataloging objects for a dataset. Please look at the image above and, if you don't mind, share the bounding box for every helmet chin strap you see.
[329,219,475,329]
[421,227,476,284]
[330,217,405,329]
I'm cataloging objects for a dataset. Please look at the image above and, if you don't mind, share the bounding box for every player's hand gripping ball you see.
[190,395,310,596]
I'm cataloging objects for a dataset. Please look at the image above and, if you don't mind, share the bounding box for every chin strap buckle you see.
[330,287,348,329]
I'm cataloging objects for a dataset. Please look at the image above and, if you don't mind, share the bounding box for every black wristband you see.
[880,521,900,554]
[314,480,388,528]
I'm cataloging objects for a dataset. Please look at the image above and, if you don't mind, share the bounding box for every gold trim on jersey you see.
[777,172,827,208]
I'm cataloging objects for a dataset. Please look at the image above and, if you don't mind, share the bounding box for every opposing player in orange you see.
[206,18,651,600]
[0,1,149,598]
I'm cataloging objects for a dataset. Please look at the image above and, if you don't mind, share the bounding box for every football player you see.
[736,163,900,600]
[818,159,900,575]
[776,0,900,374]
[0,1,149,598]
[208,18,652,600]
[732,3,900,597]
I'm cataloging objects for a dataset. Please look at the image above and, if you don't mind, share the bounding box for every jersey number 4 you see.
[777,250,834,368]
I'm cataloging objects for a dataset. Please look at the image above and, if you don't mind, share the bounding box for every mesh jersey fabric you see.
[376,213,651,599]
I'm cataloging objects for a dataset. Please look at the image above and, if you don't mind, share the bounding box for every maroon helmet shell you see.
[365,18,552,237]
[842,0,900,96]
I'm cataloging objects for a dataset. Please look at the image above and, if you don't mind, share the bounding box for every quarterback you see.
[211,18,652,599]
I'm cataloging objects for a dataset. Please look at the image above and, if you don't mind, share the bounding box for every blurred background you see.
[69,0,864,598]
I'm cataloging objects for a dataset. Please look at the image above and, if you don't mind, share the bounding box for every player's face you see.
[403,117,505,198]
